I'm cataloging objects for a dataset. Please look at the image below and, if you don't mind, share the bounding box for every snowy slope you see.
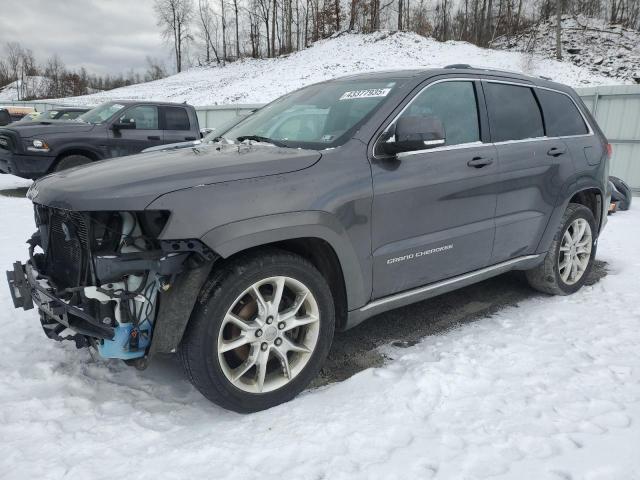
[1,173,640,478]
[0,76,50,102]
[62,31,622,107]
[493,15,640,84]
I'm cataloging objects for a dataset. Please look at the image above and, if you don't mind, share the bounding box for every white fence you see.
[576,85,640,192]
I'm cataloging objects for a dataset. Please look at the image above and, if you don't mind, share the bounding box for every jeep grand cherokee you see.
[7,66,610,412]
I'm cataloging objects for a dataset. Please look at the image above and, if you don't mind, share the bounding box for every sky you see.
[0,0,170,76]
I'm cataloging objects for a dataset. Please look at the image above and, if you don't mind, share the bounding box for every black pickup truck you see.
[0,101,200,179]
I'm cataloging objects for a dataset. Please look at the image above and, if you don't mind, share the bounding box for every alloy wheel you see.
[217,276,320,393]
[558,218,592,285]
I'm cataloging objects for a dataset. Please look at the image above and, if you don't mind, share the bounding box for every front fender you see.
[200,211,368,310]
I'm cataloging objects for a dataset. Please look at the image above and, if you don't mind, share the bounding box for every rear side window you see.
[537,89,589,137]
[163,107,191,130]
[484,83,544,142]
[402,80,480,146]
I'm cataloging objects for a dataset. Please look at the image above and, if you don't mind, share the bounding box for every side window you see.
[120,106,158,130]
[402,81,480,146]
[536,89,589,137]
[163,107,191,130]
[484,83,544,142]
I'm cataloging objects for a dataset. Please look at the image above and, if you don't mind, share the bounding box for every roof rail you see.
[444,64,473,69]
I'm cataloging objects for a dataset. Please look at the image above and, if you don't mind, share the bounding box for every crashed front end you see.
[7,201,215,367]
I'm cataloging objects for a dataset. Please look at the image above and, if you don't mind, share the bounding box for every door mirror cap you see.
[112,118,136,130]
[382,116,445,155]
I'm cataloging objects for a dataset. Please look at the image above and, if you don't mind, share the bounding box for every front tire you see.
[54,154,92,172]
[526,203,597,295]
[179,249,335,413]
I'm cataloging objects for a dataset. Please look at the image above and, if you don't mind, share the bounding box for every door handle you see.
[147,135,161,140]
[467,156,494,168]
[184,136,197,141]
[547,146,567,157]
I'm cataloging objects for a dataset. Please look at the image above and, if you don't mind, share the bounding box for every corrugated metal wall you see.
[576,85,640,192]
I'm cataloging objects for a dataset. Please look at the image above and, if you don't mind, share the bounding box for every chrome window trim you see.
[397,141,484,158]
[371,76,596,159]
[372,77,482,160]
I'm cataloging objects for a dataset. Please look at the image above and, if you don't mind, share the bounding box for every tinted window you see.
[164,107,191,130]
[537,89,589,137]
[120,106,158,130]
[485,83,544,142]
[402,81,480,146]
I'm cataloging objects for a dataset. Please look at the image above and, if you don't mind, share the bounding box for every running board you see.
[344,254,543,330]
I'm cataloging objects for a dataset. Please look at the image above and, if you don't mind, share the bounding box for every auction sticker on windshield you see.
[340,88,392,100]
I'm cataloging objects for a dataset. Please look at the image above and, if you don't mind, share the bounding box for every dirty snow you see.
[0,172,639,479]
[61,31,621,108]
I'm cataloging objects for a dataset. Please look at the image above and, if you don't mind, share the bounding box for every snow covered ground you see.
[61,31,622,107]
[0,172,639,480]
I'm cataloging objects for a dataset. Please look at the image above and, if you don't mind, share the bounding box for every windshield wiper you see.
[236,135,288,148]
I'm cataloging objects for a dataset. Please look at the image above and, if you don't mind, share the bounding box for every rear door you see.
[107,105,163,157]
[482,80,575,263]
[161,106,197,144]
[370,78,499,299]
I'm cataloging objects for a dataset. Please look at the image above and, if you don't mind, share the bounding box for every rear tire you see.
[54,154,92,172]
[179,248,335,413]
[610,176,632,211]
[526,203,597,295]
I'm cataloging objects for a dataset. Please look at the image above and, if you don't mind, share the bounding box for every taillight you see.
[606,143,613,159]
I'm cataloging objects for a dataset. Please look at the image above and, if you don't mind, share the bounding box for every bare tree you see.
[145,56,168,81]
[556,0,562,59]
[154,0,195,72]
[197,0,221,63]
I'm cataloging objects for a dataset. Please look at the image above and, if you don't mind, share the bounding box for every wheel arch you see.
[200,211,368,320]
[52,146,104,170]
[536,183,604,255]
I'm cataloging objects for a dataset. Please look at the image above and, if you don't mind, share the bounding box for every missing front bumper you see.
[7,261,115,341]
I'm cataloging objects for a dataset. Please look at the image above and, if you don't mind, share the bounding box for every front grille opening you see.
[46,209,90,289]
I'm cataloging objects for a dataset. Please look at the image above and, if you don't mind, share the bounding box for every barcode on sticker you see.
[339,88,392,100]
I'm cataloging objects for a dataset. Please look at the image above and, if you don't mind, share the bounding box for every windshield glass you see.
[221,79,403,149]
[78,102,125,124]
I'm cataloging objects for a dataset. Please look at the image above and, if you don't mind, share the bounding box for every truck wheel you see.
[526,203,596,295]
[610,176,632,211]
[54,155,92,172]
[179,249,335,413]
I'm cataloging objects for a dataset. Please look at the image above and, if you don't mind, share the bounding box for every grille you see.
[45,208,91,289]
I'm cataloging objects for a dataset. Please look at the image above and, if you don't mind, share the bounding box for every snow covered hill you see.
[62,31,622,107]
[492,16,640,84]
[0,76,50,102]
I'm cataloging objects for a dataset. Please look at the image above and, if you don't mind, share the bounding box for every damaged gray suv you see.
[7,66,610,412]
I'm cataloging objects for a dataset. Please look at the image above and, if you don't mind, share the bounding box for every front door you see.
[107,105,163,157]
[370,79,499,299]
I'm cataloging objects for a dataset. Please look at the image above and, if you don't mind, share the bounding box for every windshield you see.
[221,79,402,149]
[78,102,125,124]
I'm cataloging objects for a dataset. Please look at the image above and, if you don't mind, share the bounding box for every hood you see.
[7,120,95,137]
[30,143,321,211]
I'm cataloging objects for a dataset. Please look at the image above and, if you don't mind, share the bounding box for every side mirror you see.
[112,118,136,130]
[382,115,445,155]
